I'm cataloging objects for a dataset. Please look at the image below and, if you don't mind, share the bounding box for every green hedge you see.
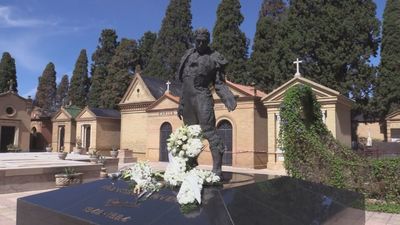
[279,84,400,206]
[368,158,400,203]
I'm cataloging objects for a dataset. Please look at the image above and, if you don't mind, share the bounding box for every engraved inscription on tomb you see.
[83,206,132,223]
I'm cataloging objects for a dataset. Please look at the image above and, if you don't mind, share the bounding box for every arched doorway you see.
[1,126,15,152]
[159,122,172,162]
[58,126,65,151]
[82,125,91,150]
[30,127,38,151]
[217,120,233,166]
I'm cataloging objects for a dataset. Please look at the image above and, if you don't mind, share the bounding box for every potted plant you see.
[110,146,119,158]
[58,146,67,160]
[55,167,83,187]
[73,137,83,154]
[45,144,52,152]
[7,144,20,152]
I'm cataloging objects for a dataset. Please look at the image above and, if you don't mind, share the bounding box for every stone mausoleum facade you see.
[75,107,121,154]
[51,105,81,152]
[119,73,268,168]
[119,72,353,170]
[0,90,32,152]
[0,74,356,171]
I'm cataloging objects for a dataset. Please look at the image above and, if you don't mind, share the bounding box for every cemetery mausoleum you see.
[0,73,374,171]
[0,90,32,152]
[75,106,121,154]
[51,105,81,152]
[262,76,353,169]
[30,106,53,151]
[118,72,353,170]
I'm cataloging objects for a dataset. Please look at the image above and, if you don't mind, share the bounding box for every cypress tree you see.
[144,0,192,80]
[56,74,69,109]
[374,0,400,122]
[88,29,119,107]
[69,49,90,108]
[103,38,139,109]
[138,31,157,71]
[212,0,248,84]
[35,62,57,114]
[0,52,17,93]
[286,0,379,114]
[248,0,288,92]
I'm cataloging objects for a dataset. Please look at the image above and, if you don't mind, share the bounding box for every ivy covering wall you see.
[279,85,400,208]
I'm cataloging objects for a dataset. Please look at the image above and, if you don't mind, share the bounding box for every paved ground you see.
[0,152,103,193]
[0,152,95,169]
[0,158,399,225]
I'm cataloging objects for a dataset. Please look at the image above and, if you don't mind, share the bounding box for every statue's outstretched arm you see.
[215,69,237,112]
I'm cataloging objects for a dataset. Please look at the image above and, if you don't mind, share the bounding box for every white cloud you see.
[0,36,48,73]
[0,6,57,28]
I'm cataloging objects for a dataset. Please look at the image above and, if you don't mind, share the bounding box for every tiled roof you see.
[226,80,267,97]
[164,92,180,102]
[63,105,81,118]
[141,76,182,99]
[89,108,120,119]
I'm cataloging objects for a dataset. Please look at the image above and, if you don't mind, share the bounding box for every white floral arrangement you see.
[176,168,220,205]
[167,125,203,159]
[163,156,187,186]
[119,125,220,208]
[121,161,162,193]
[165,125,220,206]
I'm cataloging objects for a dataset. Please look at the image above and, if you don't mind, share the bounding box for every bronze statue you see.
[176,28,237,177]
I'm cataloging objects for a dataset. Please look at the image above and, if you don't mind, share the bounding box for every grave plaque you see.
[17,172,365,225]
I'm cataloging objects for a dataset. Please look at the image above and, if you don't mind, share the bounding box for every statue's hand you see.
[225,97,237,112]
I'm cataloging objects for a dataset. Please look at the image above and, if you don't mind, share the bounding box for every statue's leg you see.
[202,125,225,177]
[197,95,225,177]
[182,96,198,125]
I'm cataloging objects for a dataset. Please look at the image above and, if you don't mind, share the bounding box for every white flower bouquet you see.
[176,168,220,205]
[167,125,204,160]
[121,161,162,193]
[119,124,221,210]
[164,125,205,186]
[163,156,187,186]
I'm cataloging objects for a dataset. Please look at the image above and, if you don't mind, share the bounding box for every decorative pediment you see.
[0,91,29,103]
[80,110,94,119]
[0,92,30,113]
[262,77,341,103]
[386,110,400,121]
[146,93,179,111]
[76,107,95,120]
[120,73,156,104]
[52,109,71,121]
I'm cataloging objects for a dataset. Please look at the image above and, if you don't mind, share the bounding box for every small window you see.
[391,129,400,142]
[5,106,16,117]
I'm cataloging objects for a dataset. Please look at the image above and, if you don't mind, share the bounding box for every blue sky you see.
[0,0,386,98]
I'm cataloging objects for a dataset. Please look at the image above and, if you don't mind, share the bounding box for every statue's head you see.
[194,28,210,54]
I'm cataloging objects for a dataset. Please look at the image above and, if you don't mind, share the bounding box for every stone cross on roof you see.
[165,80,171,93]
[293,58,303,78]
